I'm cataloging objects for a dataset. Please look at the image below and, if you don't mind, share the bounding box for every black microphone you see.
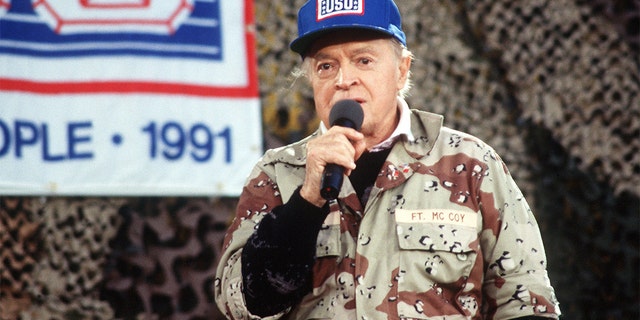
[320,99,364,200]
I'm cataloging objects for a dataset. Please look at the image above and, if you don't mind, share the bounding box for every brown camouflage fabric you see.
[215,108,560,319]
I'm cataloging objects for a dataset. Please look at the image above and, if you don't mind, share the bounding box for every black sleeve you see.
[511,317,556,319]
[241,187,330,317]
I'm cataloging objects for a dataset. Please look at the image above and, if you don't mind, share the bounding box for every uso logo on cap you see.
[317,0,363,21]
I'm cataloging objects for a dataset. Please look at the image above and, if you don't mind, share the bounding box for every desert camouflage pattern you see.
[215,109,560,319]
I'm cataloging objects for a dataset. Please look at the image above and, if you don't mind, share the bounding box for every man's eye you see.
[319,63,332,70]
[359,58,372,65]
[316,63,336,78]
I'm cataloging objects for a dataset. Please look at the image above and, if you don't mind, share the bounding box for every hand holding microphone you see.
[320,100,364,200]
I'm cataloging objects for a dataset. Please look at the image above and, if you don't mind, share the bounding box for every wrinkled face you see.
[305,32,411,144]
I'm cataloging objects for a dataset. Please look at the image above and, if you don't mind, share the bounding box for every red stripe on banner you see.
[0,78,257,98]
[245,0,259,98]
[79,0,151,9]
[2,0,259,98]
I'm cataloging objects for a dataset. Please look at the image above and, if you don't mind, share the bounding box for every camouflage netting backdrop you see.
[1,0,638,319]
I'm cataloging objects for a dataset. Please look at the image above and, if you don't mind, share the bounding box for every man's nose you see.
[335,66,359,90]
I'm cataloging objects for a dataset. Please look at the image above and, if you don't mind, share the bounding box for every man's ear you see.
[397,54,412,90]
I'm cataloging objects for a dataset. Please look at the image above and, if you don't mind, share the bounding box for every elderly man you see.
[215,0,560,319]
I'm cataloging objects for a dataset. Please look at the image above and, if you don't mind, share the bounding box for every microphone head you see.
[329,99,364,131]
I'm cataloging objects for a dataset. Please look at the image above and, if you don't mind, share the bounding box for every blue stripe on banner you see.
[0,0,222,60]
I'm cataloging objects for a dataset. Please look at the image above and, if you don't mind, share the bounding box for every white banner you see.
[0,0,262,196]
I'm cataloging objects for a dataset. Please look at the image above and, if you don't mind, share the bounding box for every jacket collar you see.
[265,105,443,166]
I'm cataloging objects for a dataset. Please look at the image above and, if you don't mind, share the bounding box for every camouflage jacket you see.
[215,109,560,319]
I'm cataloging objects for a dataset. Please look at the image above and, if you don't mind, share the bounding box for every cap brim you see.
[290,25,396,56]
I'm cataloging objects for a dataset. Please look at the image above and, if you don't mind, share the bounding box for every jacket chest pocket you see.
[316,224,342,257]
[306,222,362,319]
[397,222,478,280]
[395,221,479,319]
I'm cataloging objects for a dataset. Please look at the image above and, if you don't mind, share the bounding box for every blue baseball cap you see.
[290,0,407,56]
